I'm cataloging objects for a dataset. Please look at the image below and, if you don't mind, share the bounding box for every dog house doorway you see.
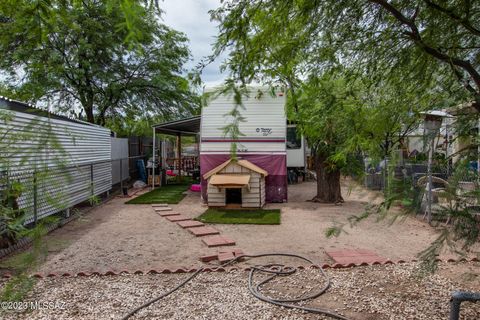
[225,188,242,204]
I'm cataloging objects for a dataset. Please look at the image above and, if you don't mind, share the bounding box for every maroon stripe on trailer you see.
[201,139,286,143]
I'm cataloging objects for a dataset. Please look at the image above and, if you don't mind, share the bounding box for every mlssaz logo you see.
[256,128,272,136]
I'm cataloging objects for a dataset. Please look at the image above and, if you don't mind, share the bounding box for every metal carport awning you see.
[153,116,201,136]
[151,116,201,189]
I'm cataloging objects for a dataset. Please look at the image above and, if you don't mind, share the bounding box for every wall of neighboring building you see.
[405,118,454,158]
[111,137,129,185]
[0,100,111,224]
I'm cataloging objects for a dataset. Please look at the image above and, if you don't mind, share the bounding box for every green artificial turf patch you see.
[125,182,190,204]
[195,208,281,225]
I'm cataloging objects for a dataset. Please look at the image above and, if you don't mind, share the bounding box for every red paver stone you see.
[165,214,191,222]
[177,220,205,228]
[218,251,235,263]
[232,248,245,257]
[202,235,236,247]
[325,249,387,264]
[188,226,220,237]
[157,212,180,217]
[200,253,218,262]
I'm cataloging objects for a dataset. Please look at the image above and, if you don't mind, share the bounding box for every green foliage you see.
[0,274,35,303]
[0,109,69,302]
[221,85,248,159]
[0,216,58,305]
[210,0,478,133]
[88,195,101,206]
[294,73,367,175]
[0,180,27,247]
[209,0,459,203]
[196,208,281,225]
[325,222,344,238]
[0,0,199,126]
[213,2,467,80]
[329,157,480,273]
[210,0,480,272]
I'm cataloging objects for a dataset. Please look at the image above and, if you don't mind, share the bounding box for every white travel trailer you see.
[200,87,289,203]
[286,123,307,169]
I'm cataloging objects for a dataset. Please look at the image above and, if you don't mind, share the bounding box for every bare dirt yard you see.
[16,179,471,275]
[1,179,479,319]
[1,261,479,320]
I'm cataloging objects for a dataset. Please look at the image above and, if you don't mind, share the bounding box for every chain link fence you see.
[364,156,479,220]
[0,155,147,227]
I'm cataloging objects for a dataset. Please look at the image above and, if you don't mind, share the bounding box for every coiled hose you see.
[121,253,352,320]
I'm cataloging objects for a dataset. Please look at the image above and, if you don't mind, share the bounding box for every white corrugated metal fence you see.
[0,101,112,224]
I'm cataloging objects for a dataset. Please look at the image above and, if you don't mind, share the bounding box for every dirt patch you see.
[197,180,458,266]
[2,179,476,275]
[31,192,208,274]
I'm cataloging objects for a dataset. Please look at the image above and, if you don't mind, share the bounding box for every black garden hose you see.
[121,253,352,320]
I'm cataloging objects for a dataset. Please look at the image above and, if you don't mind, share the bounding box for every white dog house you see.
[203,158,268,208]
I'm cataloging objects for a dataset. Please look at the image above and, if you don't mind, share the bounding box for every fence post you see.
[90,163,94,205]
[120,158,123,193]
[33,171,38,226]
[382,157,387,191]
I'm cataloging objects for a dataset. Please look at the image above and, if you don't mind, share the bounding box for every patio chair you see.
[416,176,452,222]
[418,177,480,226]
[455,181,480,227]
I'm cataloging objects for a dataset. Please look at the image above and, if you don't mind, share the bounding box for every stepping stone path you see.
[152,205,243,262]
[154,207,172,212]
[177,220,205,228]
[187,226,220,237]
[202,235,236,247]
[325,249,387,264]
[157,211,179,217]
[218,248,245,263]
[165,214,191,222]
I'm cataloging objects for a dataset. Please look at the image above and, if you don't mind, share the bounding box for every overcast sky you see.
[160,0,226,87]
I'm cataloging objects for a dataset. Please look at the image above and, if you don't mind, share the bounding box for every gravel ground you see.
[1,261,479,320]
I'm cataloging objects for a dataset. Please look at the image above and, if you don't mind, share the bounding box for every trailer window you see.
[286,127,301,149]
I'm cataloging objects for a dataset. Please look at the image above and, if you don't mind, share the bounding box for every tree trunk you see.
[311,150,344,204]
[85,106,95,124]
[98,113,106,126]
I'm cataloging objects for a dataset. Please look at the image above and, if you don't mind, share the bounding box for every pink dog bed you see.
[190,184,201,192]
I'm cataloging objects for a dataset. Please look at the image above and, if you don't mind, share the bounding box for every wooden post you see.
[177,133,182,182]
